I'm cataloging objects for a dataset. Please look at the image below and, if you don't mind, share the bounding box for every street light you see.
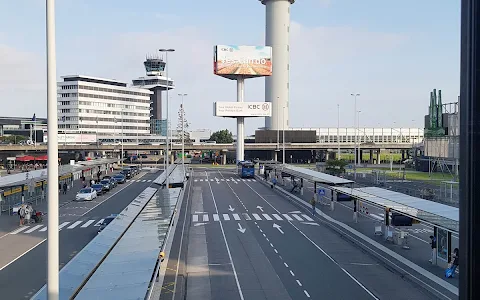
[282,106,286,164]
[357,110,362,165]
[337,104,340,159]
[178,93,187,174]
[159,48,175,189]
[350,93,360,179]
[121,109,124,166]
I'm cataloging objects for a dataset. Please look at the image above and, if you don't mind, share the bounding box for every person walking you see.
[447,248,459,277]
[310,196,317,216]
[429,235,437,264]
[63,182,68,194]
[18,205,25,226]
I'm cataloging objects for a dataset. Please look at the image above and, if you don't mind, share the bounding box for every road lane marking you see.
[192,215,198,222]
[284,262,289,268]
[292,214,304,221]
[304,290,311,298]
[282,214,293,221]
[24,225,43,234]
[242,213,251,220]
[233,214,241,220]
[223,214,231,221]
[203,215,209,222]
[39,227,47,232]
[67,221,82,229]
[290,270,295,276]
[302,214,314,221]
[81,220,95,228]
[272,214,283,221]
[296,280,302,286]
[213,214,220,221]
[94,219,104,226]
[59,222,70,230]
[252,213,262,220]
[262,214,273,221]
[10,226,30,235]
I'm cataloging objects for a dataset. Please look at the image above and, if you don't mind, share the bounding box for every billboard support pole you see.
[236,77,245,162]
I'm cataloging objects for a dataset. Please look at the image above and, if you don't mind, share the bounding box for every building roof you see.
[61,75,128,87]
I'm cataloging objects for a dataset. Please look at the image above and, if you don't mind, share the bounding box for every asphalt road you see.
[0,170,160,300]
[173,168,440,300]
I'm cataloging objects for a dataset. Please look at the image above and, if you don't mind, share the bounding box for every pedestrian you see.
[63,182,68,194]
[310,196,317,216]
[24,204,32,225]
[271,177,277,189]
[18,205,25,226]
[429,235,437,263]
[59,182,62,194]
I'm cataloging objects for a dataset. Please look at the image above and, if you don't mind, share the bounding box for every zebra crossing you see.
[127,179,153,183]
[192,213,316,223]
[10,219,106,235]
[193,178,257,183]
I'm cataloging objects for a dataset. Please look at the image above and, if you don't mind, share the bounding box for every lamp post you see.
[46,0,60,298]
[357,110,361,165]
[282,106,286,164]
[178,93,187,174]
[277,96,280,153]
[121,109,124,166]
[351,93,360,179]
[96,117,99,148]
[159,48,175,188]
[337,104,340,159]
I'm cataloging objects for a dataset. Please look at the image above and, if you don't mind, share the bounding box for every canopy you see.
[16,155,36,162]
[35,155,48,161]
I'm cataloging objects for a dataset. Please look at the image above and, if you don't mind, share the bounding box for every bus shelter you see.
[331,186,458,266]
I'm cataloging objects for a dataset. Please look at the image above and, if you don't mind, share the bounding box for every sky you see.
[0,0,460,135]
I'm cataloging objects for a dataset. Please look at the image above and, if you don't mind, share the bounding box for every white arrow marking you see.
[301,222,319,226]
[237,223,246,233]
[194,211,207,214]
[257,206,264,212]
[228,205,235,212]
[194,222,208,227]
[273,223,284,234]
[289,211,302,214]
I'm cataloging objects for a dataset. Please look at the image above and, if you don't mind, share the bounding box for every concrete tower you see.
[260,0,294,130]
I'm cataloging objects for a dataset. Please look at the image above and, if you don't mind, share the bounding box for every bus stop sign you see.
[318,189,325,196]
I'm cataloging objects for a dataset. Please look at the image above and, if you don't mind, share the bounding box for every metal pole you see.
[121,110,124,166]
[351,93,359,179]
[357,111,361,165]
[165,51,170,188]
[236,77,245,162]
[46,0,59,298]
[282,106,286,164]
[277,97,280,151]
[337,104,340,159]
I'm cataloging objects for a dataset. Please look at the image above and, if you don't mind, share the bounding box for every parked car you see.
[100,179,112,191]
[129,165,139,174]
[75,187,97,201]
[113,174,126,184]
[97,214,118,233]
[108,178,118,188]
[103,175,112,180]
[121,168,132,179]
[91,184,105,195]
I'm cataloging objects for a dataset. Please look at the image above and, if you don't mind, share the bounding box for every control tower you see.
[259,0,295,130]
[132,56,175,122]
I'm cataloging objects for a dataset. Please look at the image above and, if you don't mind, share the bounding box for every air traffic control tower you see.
[132,56,175,134]
[259,0,294,130]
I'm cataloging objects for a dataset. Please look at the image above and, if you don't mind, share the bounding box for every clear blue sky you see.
[0,0,460,134]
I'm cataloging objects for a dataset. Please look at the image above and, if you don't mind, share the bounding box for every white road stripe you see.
[272,214,283,221]
[58,222,70,230]
[296,280,302,287]
[210,179,214,182]
[236,179,241,181]
[142,180,147,182]
[252,214,262,220]
[24,225,43,234]
[223,214,231,221]
[221,179,225,181]
[39,226,47,232]
[67,221,82,229]
[81,220,95,228]
[94,219,104,226]
[192,215,198,222]
[282,214,293,221]
[213,214,220,221]
[242,213,251,220]
[233,214,241,220]
[292,215,304,221]
[262,214,273,221]
[147,180,152,182]
[10,226,30,235]
[226,179,230,182]
[203,215,209,222]
[304,290,311,298]
[252,179,256,182]
[194,179,198,182]
[242,179,246,181]
[199,179,203,182]
[302,214,314,222]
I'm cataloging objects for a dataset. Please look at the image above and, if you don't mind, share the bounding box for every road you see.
[0,170,160,300]
[161,168,442,300]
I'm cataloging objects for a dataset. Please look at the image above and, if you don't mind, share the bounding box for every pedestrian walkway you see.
[193,178,257,182]
[191,212,316,223]
[9,218,106,235]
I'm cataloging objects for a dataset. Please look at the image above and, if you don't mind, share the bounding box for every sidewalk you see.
[257,175,459,298]
[0,174,93,236]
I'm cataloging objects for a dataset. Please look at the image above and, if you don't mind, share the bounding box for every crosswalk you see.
[127,179,153,183]
[194,178,257,182]
[10,218,106,235]
[192,213,315,223]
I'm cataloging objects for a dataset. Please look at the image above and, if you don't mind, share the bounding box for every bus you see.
[237,161,255,178]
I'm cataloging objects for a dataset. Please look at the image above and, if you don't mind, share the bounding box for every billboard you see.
[214,102,272,117]
[214,45,272,79]
[43,134,96,144]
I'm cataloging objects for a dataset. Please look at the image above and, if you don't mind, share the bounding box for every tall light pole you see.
[357,110,362,165]
[178,93,187,173]
[121,109,124,166]
[337,104,341,159]
[282,106,286,164]
[159,48,175,189]
[46,0,60,298]
[277,96,280,151]
[351,93,360,179]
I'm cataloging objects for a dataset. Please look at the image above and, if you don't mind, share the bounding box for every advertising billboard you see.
[214,45,272,79]
[43,134,96,144]
[214,102,272,117]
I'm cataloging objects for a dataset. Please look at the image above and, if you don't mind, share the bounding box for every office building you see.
[57,75,153,138]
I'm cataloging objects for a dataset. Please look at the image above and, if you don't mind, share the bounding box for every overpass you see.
[0,142,412,153]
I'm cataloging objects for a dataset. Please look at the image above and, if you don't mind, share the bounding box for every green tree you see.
[0,135,29,144]
[209,129,234,143]
[325,159,349,176]
[176,104,190,142]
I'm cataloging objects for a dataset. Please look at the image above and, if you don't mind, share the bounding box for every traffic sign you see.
[318,189,325,196]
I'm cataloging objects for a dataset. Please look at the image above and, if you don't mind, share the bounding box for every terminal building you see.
[57,75,152,141]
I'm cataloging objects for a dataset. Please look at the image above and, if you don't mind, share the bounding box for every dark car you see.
[113,174,126,184]
[121,168,132,179]
[91,184,104,195]
[97,214,118,233]
[103,175,112,180]
[100,179,111,191]
[108,178,118,188]
[129,166,139,175]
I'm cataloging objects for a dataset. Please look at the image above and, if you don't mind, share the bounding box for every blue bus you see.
[237,161,255,178]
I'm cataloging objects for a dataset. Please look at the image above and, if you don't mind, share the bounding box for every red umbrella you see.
[35,155,48,161]
[16,155,35,162]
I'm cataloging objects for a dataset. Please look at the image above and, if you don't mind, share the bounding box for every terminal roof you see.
[267,163,353,185]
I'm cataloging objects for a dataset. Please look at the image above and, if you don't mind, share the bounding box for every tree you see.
[325,159,349,176]
[176,104,190,142]
[209,129,234,143]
